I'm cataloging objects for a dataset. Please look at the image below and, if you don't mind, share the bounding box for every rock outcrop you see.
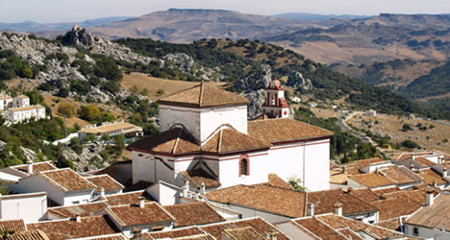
[20,146,37,163]
[290,72,313,90]
[61,143,109,172]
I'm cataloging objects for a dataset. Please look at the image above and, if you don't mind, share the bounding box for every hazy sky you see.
[1,0,449,23]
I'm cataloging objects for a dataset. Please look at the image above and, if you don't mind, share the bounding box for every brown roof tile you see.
[317,214,400,239]
[47,202,109,218]
[128,127,200,156]
[372,186,401,195]
[163,202,225,227]
[181,169,220,189]
[222,226,266,240]
[0,219,26,233]
[68,233,129,240]
[202,127,270,154]
[248,118,333,143]
[104,191,154,205]
[12,162,57,175]
[27,215,118,240]
[348,188,381,202]
[343,158,386,169]
[376,218,402,231]
[379,166,422,185]
[200,218,289,240]
[206,184,306,218]
[349,173,395,188]
[85,175,124,192]
[294,217,348,240]
[337,227,364,240]
[307,189,379,216]
[419,169,446,185]
[171,234,216,240]
[142,226,205,239]
[267,174,292,189]
[106,202,174,227]
[39,169,96,192]
[405,192,450,231]
[8,230,50,240]
[158,83,249,108]
[371,196,422,221]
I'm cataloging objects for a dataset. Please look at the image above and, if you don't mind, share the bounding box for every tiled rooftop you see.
[11,161,56,175]
[206,184,306,218]
[48,202,109,218]
[0,219,26,233]
[267,173,292,189]
[84,175,124,192]
[27,215,118,240]
[79,122,142,134]
[163,202,225,227]
[39,168,96,192]
[405,192,450,231]
[370,196,422,221]
[141,226,205,239]
[68,233,129,240]
[419,168,446,185]
[158,83,249,108]
[222,226,267,240]
[202,127,271,154]
[104,190,154,205]
[106,202,174,227]
[248,118,333,144]
[181,169,220,189]
[294,217,348,240]
[347,188,381,202]
[7,230,49,240]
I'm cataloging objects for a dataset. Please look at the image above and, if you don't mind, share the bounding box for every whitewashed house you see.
[0,95,12,111]
[3,105,46,124]
[0,192,47,223]
[9,168,96,206]
[13,95,30,108]
[130,80,333,192]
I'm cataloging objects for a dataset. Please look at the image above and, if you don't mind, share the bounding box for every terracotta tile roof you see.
[222,226,266,240]
[376,218,402,231]
[391,152,436,161]
[11,161,56,175]
[158,83,249,108]
[79,122,142,135]
[419,168,446,185]
[348,188,381,202]
[383,188,438,207]
[84,175,124,192]
[267,173,292,189]
[181,169,220,189]
[316,214,400,239]
[39,168,96,192]
[128,127,200,156]
[379,165,422,185]
[106,202,174,227]
[337,227,364,240]
[104,190,154,205]
[200,218,289,240]
[370,196,422,221]
[201,127,271,154]
[0,219,26,233]
[27,215,118,240]
[349,172,395,188]
[48,202,109,218]
[372,186,400,195]
[205,184,306,218]
[68,233,129,240]
[405,192,450,231]
[8,230,50,240]
[142,226,205,239]
[163,202,225,227]
[307,189,379,216]
[343,158,387,169]
[171,234,216,240]
[16,95,29,99]
[248,118,333,144]
[294,217,348,240]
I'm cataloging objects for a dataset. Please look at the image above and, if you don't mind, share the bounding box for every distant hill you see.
[0,16,131,32]
[89,8,312,42]
[272,12,370,21]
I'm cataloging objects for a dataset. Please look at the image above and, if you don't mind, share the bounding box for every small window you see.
[72,201,80,205]
[239,155,249,176]
[413,227,419,236]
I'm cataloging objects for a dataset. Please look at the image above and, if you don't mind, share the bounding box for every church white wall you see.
[303,139,330,191]
[199,105,247,141]
[159,105,200,140]
[132,152,176,185]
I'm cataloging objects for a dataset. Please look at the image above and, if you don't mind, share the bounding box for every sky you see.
[0,0,449,23]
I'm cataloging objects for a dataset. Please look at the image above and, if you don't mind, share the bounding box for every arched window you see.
[239,154,249,176]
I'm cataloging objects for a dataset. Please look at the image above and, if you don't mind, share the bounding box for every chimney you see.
[346,187,353,193]
[183,180,190,197]
[410,163,415,171]
[426,189,434,206]
[138,197,145,208]
[443,167,448,178]
[26,160,33,174]
[99,187,105,199]
[335,202,343,216]
[266,231,278,240]
[200,182,206,195]
[307,203,315,216]
[342,166,347,174]
[75,213,81,222]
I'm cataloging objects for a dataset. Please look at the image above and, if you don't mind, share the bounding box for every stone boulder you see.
[20,146,36,162]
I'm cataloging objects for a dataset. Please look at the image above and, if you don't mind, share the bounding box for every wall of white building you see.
[404,224,450,240]
[276,221,317,240]
[146,181,181,205]
[132,152,176,185]
[0,192,47,223]
[159,104,247,142]
[9,175,65,205]
[5,106,46,124]
[63,190,95,206]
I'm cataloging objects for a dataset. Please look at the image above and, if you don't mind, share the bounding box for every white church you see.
[129,79,332,192]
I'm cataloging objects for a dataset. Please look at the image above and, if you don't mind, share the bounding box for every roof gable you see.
[158,83,249,108]
[163,202,225,227]
[39,169,96,192]
[107,202,174,227]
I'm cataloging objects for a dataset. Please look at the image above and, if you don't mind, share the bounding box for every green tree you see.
[287,177,307,192]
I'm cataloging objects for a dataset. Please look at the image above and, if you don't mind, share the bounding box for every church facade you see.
[129,80,333,192]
